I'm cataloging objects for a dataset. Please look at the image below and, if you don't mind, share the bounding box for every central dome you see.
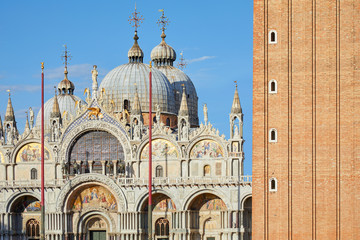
[100,63,176,114]
[100,31,176,114]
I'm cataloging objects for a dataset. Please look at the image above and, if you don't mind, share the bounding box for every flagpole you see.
[40,62,45,240]
[148,61,153,240]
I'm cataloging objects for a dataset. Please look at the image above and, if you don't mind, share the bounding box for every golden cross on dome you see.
[61,45,72,68]
[177,51,187,70]
[157,9,169,32]
[128,4,144,31]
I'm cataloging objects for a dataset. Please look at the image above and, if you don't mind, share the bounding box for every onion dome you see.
[35,68,84,131]
[128,31,144,63]
[58,67,75,94]
[150,31,176,66]
[100,32,176,114]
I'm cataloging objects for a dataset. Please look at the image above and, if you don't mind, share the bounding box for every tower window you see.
[269,30,277,44]
[269,128,277,142]
[156,165,163,177]
[166,118,170,127]
[30,168,37,180]
[269,178,278,192]
[269,80,277,93]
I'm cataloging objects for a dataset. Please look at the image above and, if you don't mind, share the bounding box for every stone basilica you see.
[0,13,252,240]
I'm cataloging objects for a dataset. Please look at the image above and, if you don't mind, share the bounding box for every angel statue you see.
[84,88,91,104]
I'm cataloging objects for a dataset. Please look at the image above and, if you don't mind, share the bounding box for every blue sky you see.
[0,0,253,175]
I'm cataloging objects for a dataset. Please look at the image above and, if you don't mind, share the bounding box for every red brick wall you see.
[253,0,360,239]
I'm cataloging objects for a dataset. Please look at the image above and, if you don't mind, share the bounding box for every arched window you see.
[204,165,211,176]
[153,116,157,124]
[166,118,170,127]
[269,30,277,44]
[124,99,129,111]
[155,218,169,237]
[156,165,163,177]
[26,219,40,240]
[269,128,277,142]
[30,168,37,180]
[69,131,124,174]
[269,80,277,93]
[269,178,278,192]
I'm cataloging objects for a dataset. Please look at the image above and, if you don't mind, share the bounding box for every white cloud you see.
[188,56,216,64]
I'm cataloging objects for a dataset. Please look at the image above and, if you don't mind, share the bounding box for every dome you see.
[151,32,176,66]
[58,67,75,94]
[155,66,199,126]
[99,63,176,114]
[128,31,144,63]
[35,94,84,130]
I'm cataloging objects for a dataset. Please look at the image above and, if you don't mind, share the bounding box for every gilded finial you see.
[157,9,169,33]
[6,89,10,96]
[149,61,152,69]
[129,4,144,32]
[41,62,44,72]
[61,44,72,68]
[177,51,187,70]
[234,80,238,88]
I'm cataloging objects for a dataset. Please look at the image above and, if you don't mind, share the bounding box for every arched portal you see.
[8,195,41,239]
[82,214,109,240]
[243,197,252,240]
[139,193,176,240]
[187,193,227,240]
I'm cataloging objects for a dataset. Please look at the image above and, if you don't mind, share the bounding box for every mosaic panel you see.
[16,143,51,162]
[190,140,224,159]
[71,186,117,211]
[141,139,179,160]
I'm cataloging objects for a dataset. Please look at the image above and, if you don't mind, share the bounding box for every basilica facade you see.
[0,20,252,240]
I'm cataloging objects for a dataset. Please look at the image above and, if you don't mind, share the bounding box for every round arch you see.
[56,173,127,212]
[241,194,252,210]
[5,191,43,213]
[187,135,228,159]
[58,120,131,164]
[182,188,231,211]
[135,189,179,212]
[74,210,115,234]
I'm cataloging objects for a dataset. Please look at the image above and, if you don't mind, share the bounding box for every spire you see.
[132,85,142,115]
[5,90,15,122]
[231,83,242,114]
[178,85,189,116]
[51,87,61,118]
[24,112,30,134]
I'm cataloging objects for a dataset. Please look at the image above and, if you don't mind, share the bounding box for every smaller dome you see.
[151,32,176,67]
[35,94,85,131]
[58,67,75,94]
[128,31,144,63]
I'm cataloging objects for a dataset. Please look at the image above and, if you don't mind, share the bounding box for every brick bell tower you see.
[253,0,360,239]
